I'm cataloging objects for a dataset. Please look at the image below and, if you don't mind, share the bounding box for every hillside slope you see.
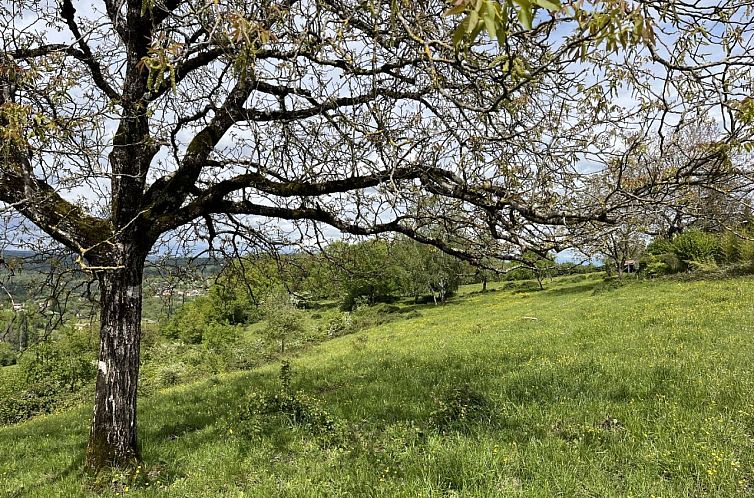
[2,275,754,497]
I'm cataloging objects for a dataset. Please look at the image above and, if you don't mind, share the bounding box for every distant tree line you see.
[159,236,603,346]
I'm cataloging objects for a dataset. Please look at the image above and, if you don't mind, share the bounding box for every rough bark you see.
[85,249,146,471]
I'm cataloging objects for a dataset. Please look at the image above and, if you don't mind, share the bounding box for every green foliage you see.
[0,378,61,424]
[719,231,742,264]
[322,311,355,338]
[445,0,654,57]
[206,267,260,325]
[392,238,465,304]
[639,251,682,277]
[300,238,467,309]
[430,384,496,433]
[0,326,95,424]
[640,229,754,276]
[0,341,16,366]
[329,240,402,310]
[139,330,263,394]
[18,326,96,392]
[140,42,180,92]
[162,296,214,344]
[644,237,676,256]
[201,322,239,353]
[671,229,720,267]
[155,362,185,388]
[235,362,339,439]
[175,238,469,315]
[260,291,306,353]
[446,0,562,48]
[161,256,295,342]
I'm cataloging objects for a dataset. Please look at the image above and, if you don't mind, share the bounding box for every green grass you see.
[3,275,754,496]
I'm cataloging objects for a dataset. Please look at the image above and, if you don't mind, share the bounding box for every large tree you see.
[1,0,752,470]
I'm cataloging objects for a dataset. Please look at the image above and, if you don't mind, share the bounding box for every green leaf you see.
[452,19,470,47]
[498,2,509,45]
[513,0,533,29]
[467,10,480,34]
[534,0,560,11]
[443,5,467,17]
[470,20,485,41]
[482,3,498,39]
[517,6,532,29]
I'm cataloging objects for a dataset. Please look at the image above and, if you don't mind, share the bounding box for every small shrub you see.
[640,252,682,276]
[0,380,60,424]
[225,339,264,371]
[325,312,354,338]
[202,323,239,352]
[18,327,95,392]
[289,292,314,309]
[687,258,719,273]
[162,297,213,344]
[234,363,341,441]
[719,231,742,264]
[430,384,496,433]
[261,291,307,353]
[156,362,185,388]
[0,342,16,366]
[671,230,720,268]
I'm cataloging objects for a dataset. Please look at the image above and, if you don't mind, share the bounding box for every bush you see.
[642,231,730,275]
[430,384,496,433]
[156,362,185,388]
[139,339,247,393]
[0,342,16,366]
[324,312,355,338]
[234,363,341,441]
[0,380,61,424]
[202,323,239,352]
[644,237,676,256]
[18,327,95,392]
[261,292,307,353]
[671,230,720,268]
[341,284,396,311]
[719,231,742,264]
[162,297,212,344]
[0,327,95,425]
[639,252,682,276]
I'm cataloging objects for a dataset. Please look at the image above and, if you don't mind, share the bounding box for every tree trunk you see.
[85,252,146,471]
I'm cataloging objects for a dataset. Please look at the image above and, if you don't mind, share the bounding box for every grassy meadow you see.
[2,274,754,496]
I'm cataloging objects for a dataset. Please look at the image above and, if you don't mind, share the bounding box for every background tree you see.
[392,237,466,303]
[582,216,647,279]
[260,290,306,354]
[325,240,402,310]
[1,0,752,471]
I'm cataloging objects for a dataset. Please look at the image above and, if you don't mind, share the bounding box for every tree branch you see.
[59,0,120,101]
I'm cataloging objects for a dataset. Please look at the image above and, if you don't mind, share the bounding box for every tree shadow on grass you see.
[129,344,709,490]
[544,281,603,296]
[0,412,88,497]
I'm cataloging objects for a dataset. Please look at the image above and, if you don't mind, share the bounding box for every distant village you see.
[154,287,205,298]
[0,285,207,331]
